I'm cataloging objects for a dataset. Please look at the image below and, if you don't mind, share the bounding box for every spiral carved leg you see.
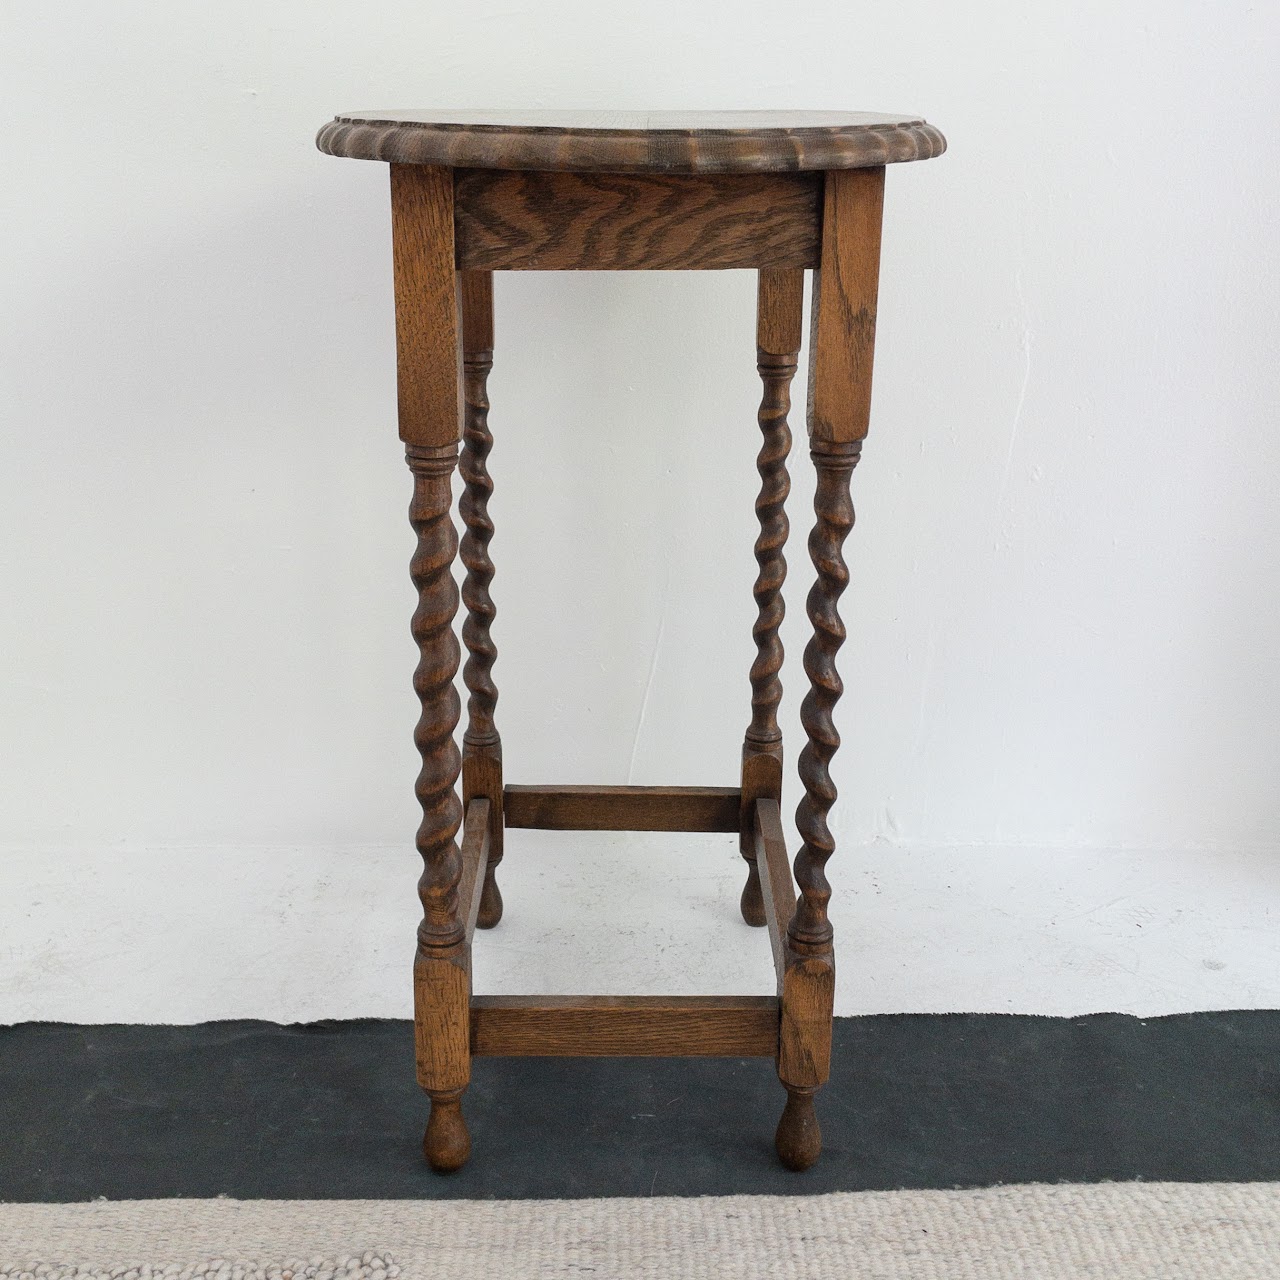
[741,269,801,926]
[459,271,504,931]
[407,441,472,1173]
[774,440,860,1170]
[791,442,858,951]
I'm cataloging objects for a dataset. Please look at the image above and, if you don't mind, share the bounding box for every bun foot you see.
[476,869,503,929]
[740,864,766,927]
[775,1087,821,1171]
[423,1092,471,1173]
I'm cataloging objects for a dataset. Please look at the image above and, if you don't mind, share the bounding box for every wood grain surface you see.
[390,165,461,447]
[738,268,803,925]
[771,438,860,1172]
[458,798,491,946]
[338,102,924,1175]
[454,169,820,270]
[470,995,780,1057]
[403,431,469,1172]
[503,784,741,832]
[318,109,946,173]
[458,270,504,929]
[753,799,798,989]
[807,167,885,445]
[405,443,464,955]
[789,442,860,955]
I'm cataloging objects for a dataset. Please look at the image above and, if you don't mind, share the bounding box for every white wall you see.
[3,1,1279,1022]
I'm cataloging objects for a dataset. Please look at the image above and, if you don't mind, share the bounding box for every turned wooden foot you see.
[739,865,766,927]
[476,870,503,929]
[423,1089,472,1173]
[775,1086,822,1171]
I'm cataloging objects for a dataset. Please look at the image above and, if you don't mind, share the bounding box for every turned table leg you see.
[776,438,858,1169]
[459,270,504,929]
[739,268,802,927]
[775,166,885,1170]
[408,441,470,1172]
[391,163,473,1172]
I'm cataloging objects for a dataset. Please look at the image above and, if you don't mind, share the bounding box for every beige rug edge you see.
[4,1182,1280,1279]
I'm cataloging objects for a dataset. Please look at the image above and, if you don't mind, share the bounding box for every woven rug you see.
[3,1182,1279,1279]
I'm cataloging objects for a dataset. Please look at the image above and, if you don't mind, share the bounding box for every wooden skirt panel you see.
[453,168,822,271]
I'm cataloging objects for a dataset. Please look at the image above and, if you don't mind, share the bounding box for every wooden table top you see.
[316,109,945,174]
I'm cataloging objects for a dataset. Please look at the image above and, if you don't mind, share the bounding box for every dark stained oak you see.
[454,169,820,271]
[773,439,860,1171]
[808,167,884,444]
[503,784,741,832]
[458,798,492,946]
[390,167,461,448]
[458,270,504,930]
[753,799,798,988]
[787,446,859,940]
[471,995,779,1058]
[756,266,806,356]
[321,101,943,1176]
[739,269,803,925]
[406,446,465,958]
[318,109,945,174]
[405,441,470,1174]
[767,159,888,1171]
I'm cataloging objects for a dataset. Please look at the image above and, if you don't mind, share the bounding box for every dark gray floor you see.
[3,1013,1279,1201]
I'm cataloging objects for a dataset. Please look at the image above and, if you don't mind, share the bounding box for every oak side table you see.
[315,110,945,1173]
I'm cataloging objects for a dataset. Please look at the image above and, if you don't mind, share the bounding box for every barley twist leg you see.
[740,268,802,925]
[459,272,504,928]
[775,440,859,1171]
[407,442,470,1173]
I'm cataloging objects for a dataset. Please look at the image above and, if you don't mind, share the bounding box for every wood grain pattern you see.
[390,165,461,447]
[738,750,780,927]
[739,268,803,924]
[318,110,946,174]
[414,1008,470,1173]
[454,169,820,271]
[458,798,491,945]
[470,995,779,1057]
[774,1083,824,1172]
[807,167,885,444]
[458,270,504,929]
[407,444,465,954]
[404,440,470,1172]
[756,265,806,357]
[459,273,498,742]
[753,799,797,988]
[462,755,503,931]
[322,103,923,1174]
[775,956,836,1171]
[745,275,801,745]
[771,440,859,1172]
[414,942,471,1172]
[503,784,741,832]
[459,267,493,351]
[789,443,860,954]
[778,959,837,1089]
[414,955,470,1089]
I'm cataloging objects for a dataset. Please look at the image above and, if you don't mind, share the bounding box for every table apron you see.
[453,167,822,271]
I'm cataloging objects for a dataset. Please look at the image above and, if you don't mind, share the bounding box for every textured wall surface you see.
[2,1,1277,1019]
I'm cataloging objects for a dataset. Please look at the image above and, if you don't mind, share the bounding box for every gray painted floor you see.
[3,1012,1278,1200]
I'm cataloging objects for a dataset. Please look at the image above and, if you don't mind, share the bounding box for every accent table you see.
[315,109,946,1172]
